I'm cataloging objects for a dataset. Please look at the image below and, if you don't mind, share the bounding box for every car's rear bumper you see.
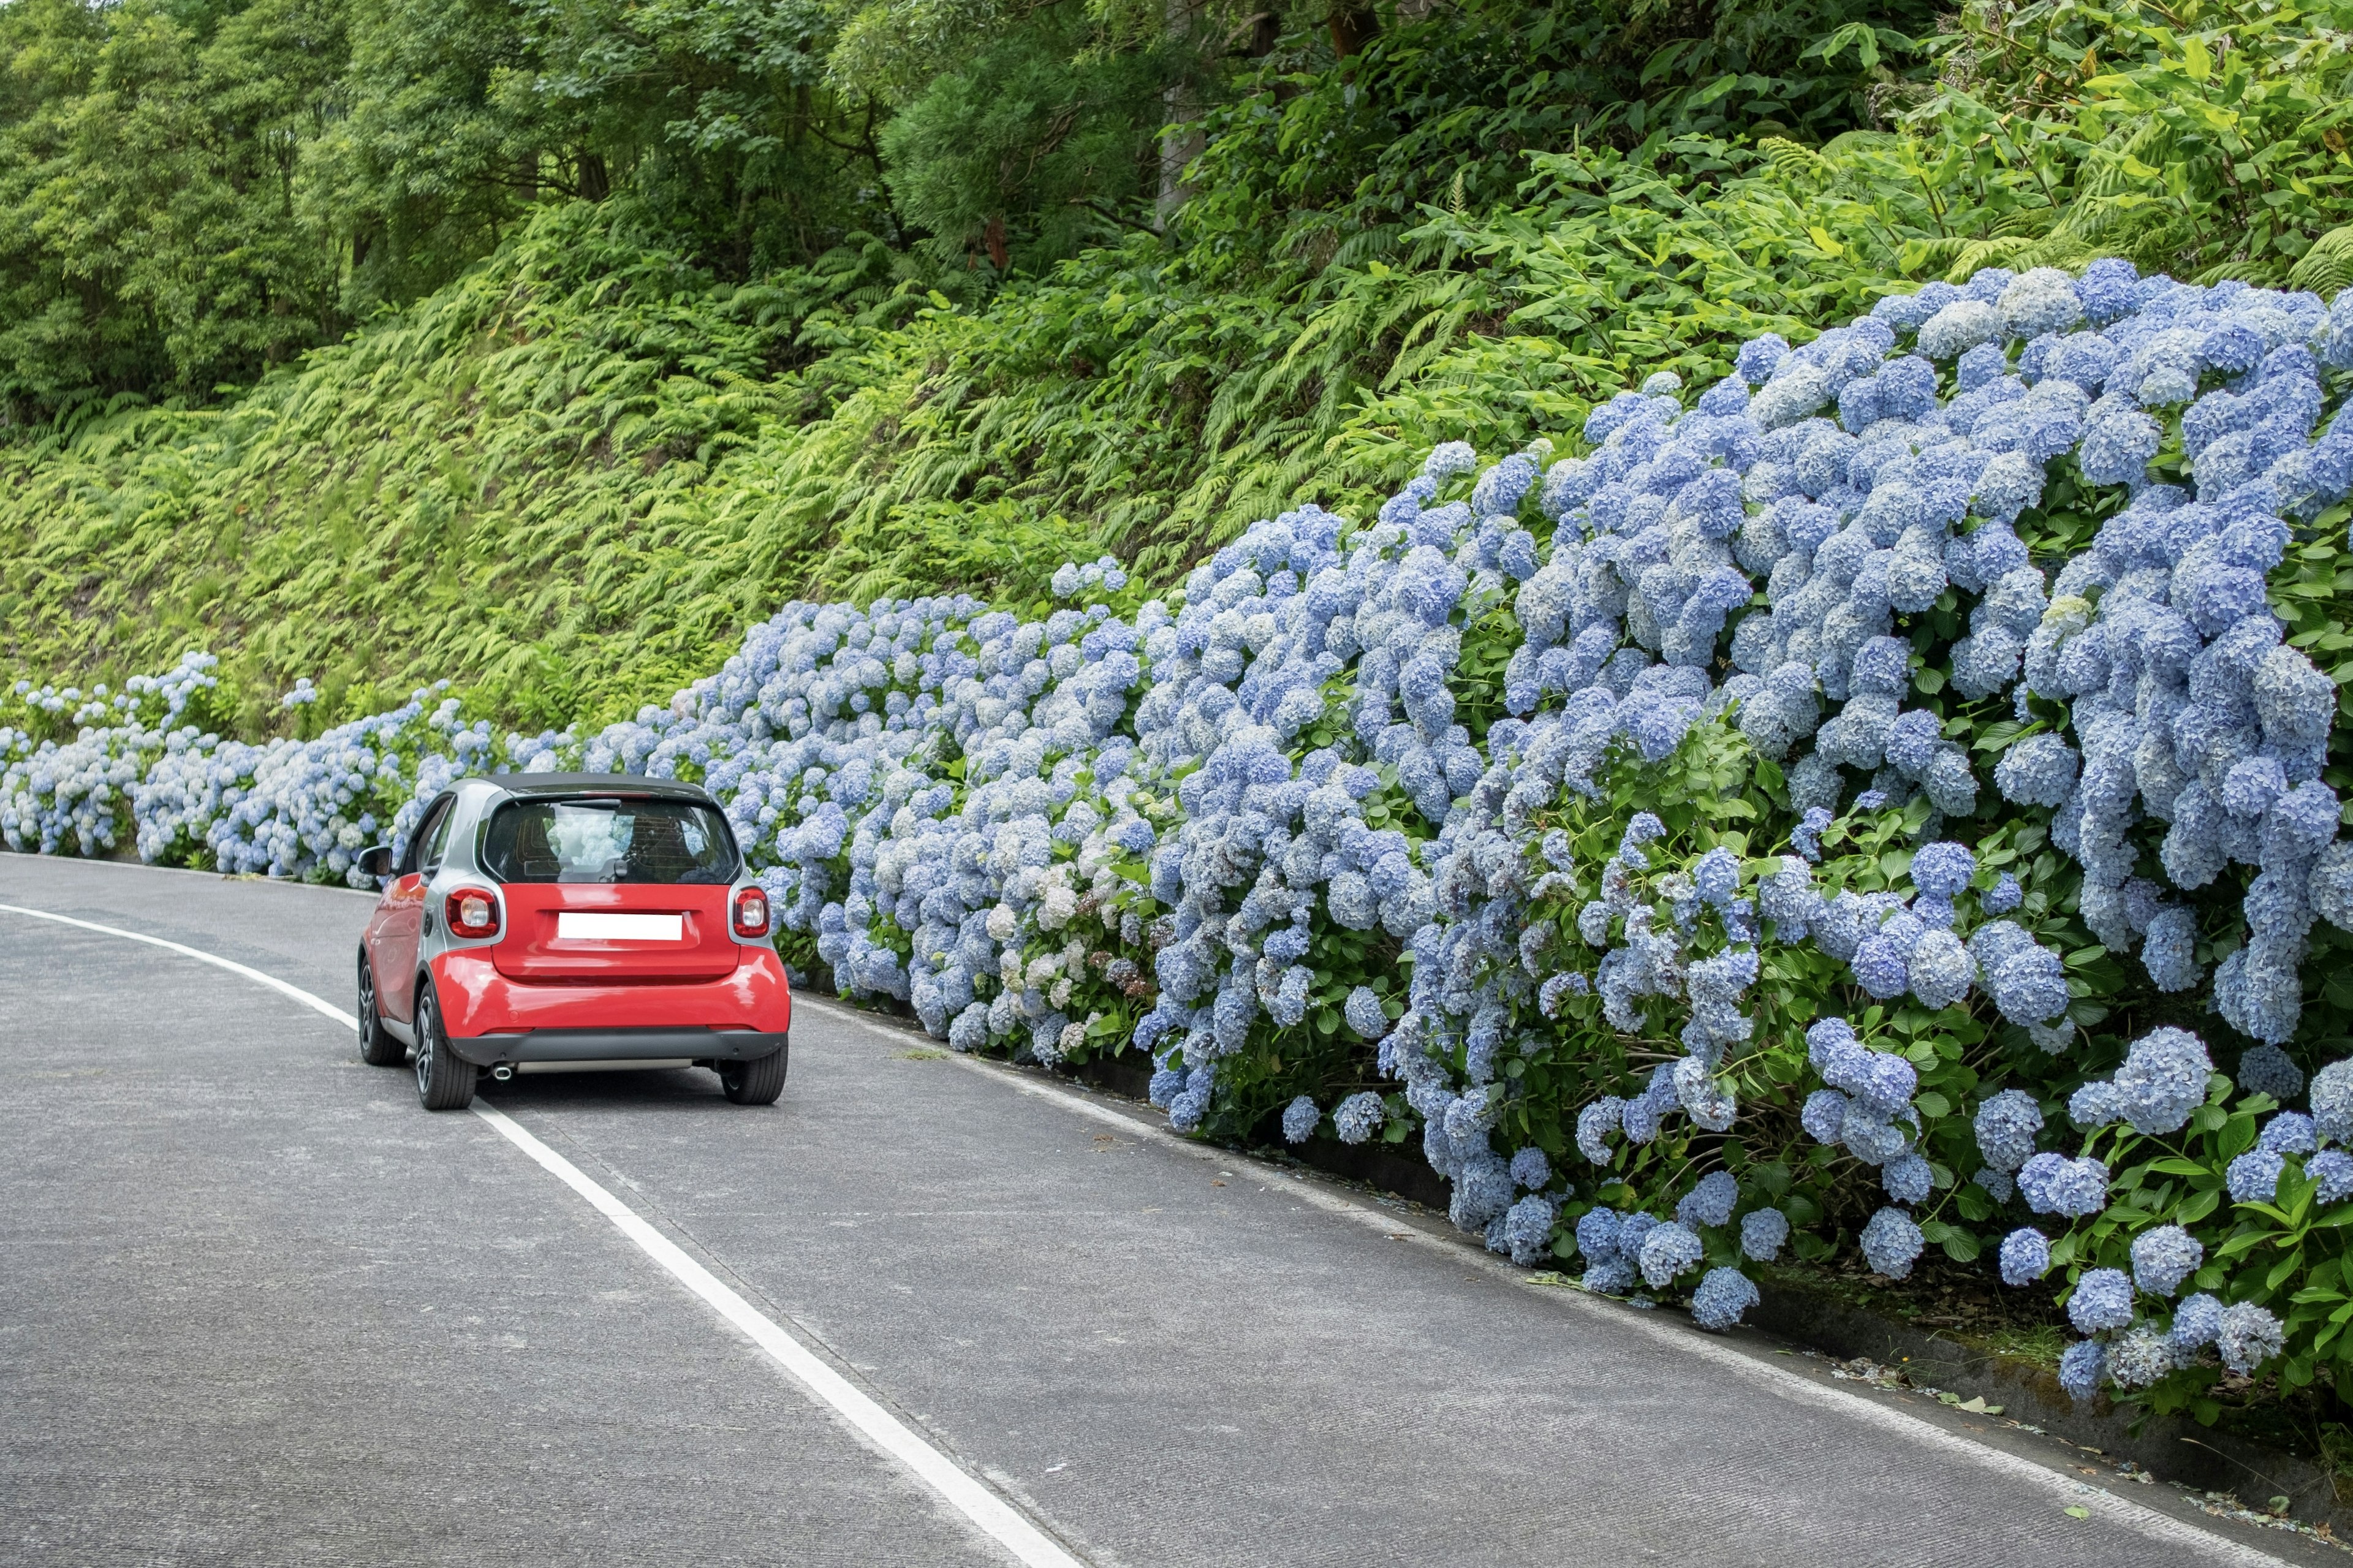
[428,947,792,1052]
[445,1025,789,1066]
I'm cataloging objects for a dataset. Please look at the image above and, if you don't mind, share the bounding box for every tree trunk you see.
[1156,0,1203,230]
[1328,0,1377,58]
[578,152,610,203]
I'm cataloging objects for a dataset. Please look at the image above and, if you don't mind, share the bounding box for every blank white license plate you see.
[557,912,683,942]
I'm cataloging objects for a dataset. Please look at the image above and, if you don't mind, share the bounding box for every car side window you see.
[402,797,453,877]
[421,800,462,875]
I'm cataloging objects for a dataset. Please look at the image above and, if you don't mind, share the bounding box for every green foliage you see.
[314,0,885,299]
[877,6,1172,273]
[1888,0,2353,285]
[20,0,2353,742]
[0,207,816,732]
[0,0,348,413]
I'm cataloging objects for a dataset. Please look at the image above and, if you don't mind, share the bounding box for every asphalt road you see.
[0,854,2327,1568]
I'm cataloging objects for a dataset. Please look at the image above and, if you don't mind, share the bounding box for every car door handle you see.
[422,912,436,935]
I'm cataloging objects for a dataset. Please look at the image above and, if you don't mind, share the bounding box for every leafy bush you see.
[18,257,2353,1433]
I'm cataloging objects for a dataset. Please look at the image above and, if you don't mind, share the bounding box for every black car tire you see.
[413,984,477,1112]
[357,949,406,1067]
[719,1041,789,1106]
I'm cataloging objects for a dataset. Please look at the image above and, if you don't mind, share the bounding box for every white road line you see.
[469,1104,1086,1568]
[0,903,357,1028]
[801,996,2298,1568]
[0,903,1088,1568]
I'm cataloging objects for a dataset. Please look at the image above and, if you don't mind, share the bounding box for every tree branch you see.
[1069,197,1161,236]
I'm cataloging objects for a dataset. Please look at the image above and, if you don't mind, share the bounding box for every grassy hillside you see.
[7,1,2353,739]
[0,157,1878,733]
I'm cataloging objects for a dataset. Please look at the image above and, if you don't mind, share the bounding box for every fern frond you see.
[1942,236,2038,283]
[1903,235,1972,270]
[2193,257,2283,287]
[1757,137,1832,191]
[2013,235,2097,271]
[1990,206,2058,240]
[1817,131,1901,161]
[2288,225,2353,297]
[1330,224,1405,270]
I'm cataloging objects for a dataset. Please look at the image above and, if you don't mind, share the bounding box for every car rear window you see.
[482,798,740,885]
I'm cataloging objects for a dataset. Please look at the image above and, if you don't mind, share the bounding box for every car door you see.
[369,793,455,1023]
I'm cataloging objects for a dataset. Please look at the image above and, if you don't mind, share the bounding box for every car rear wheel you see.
[413,985,477,1112]
[357,950,404,1067]
[719,1042,789,1106]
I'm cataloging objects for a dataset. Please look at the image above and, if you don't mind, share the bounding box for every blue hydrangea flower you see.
[1575,1097,1623,1164]
[1677,1170,1740,1229]
[1582,1259,1638,1295]
[2140,907,2202,992]
[2227,1148,2285,1203]
[2170,1292,2225,1352]
[2129,1224,2205,1297]
[2260,1112,2316,1154]
[2058,1338,2109,1403]
[2068,1267,2136,1333]
[1909,841,1976,898]
[2311,1149,2353,1204]
[1993,735,2079,808]
[1692,846,1740,906]
[1998,1227,2051,1286]
[1281,1095,1320,1143]
[1791,806,1833,862]
[1639,1220,1706,1288]
[2313,1059,2353,1143]
[1740,1206,1789,1262]
[2216,1302,2286,1374]
[1860,1207,1925,1279]
[1501,1194,1558,1265]
[2110,1026,2213,1135]
[1882,1153,1934,1205]
[2107,1325,2178,1390]
[1333,1091,1384,1145]
[1980,873,2023,914]
[2237,1043,2305,1103]
[1691,1267,1762,1331]
[2018,1152,2109,1217]
[1974,1089,2044,1172]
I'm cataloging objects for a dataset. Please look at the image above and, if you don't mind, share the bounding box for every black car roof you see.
[485,772,719,804]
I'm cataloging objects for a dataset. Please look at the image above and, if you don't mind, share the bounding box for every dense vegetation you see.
[0,0,1949,725]
[17,252,2353,1446]
[16,0,2353,1463]
[13,0,2353,735]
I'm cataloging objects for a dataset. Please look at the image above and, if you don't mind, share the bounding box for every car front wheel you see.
[357,950,404,1067]
[719,1042,788,1106]
[412,984,477,1112]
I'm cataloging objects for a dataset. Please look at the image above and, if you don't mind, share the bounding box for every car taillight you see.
[733,887,770,938]
[446,887,501,939]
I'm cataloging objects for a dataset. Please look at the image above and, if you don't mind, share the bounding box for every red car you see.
[355,774,792,1110]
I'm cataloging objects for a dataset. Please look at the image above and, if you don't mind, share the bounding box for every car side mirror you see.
[357,844,395,879]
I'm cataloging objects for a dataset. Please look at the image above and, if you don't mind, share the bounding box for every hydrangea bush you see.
[15,266,2353,1426]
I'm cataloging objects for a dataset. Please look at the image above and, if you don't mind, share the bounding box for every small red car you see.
[355,774,791,1110]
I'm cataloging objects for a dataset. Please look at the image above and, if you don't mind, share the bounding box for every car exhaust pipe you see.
[491,1064,515,1082]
